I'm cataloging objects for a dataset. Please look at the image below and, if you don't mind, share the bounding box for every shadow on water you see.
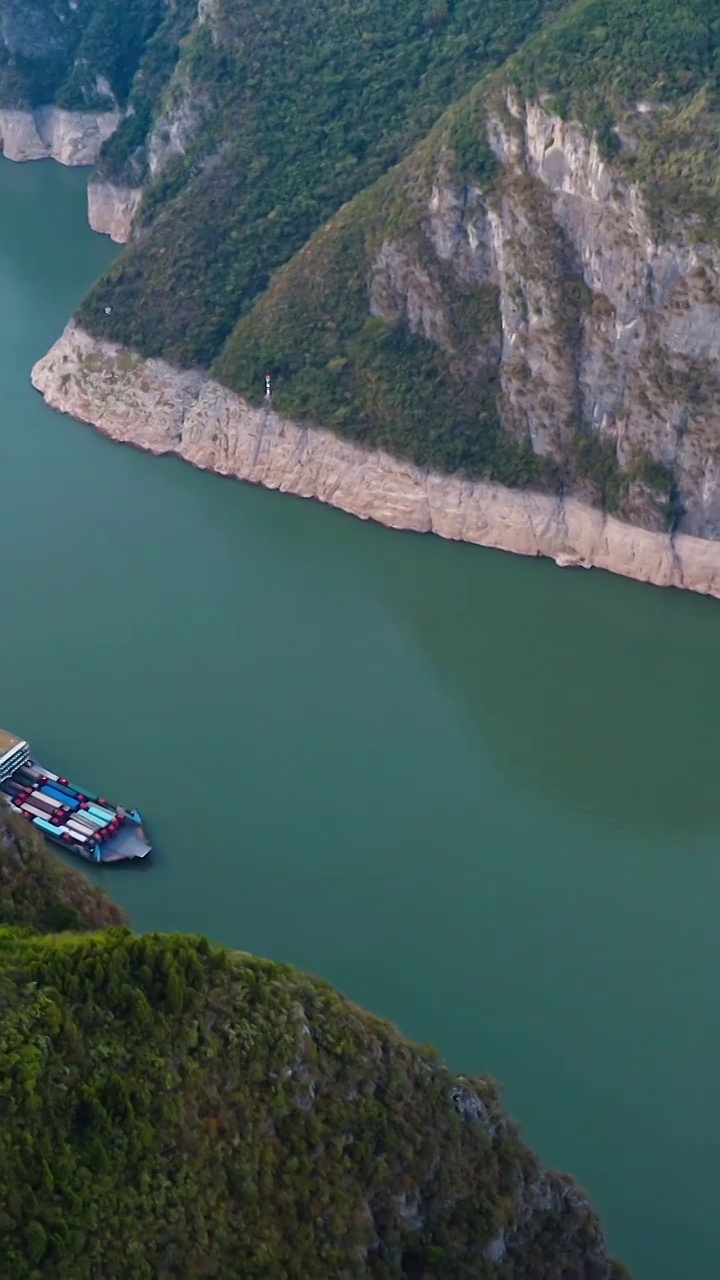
[352,526,720,838]
[191,470,720,840]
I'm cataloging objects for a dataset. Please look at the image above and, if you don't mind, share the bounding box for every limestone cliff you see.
[11,0,720,596]
[432,95,720,540]
[31,323,720,596]
[0,106,118,165]
[87,181,142,242]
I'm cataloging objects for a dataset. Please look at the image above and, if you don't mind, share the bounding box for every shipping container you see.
[75,811,104,829]
[62,827,88,844]
[66,814,92,832]
[33,816,85,842]
[28,797,56,817]
[43,780,80,802]
[0,741,150,863]
[88,803,116,823]
[67,819,96,837]
[42,785,80,811]
[69,809,96,825]
[23,803,54,821]
[32,816,60,836]
[71,784,99,802]
[34,790,62,809]
[45,777,75,795]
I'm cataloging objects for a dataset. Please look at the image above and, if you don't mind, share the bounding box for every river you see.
[1,156,718,1278]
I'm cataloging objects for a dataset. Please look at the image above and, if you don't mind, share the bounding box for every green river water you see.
[1,157,719,1278]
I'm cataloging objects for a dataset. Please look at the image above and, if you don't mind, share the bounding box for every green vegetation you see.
[509,0,719,122]
[56,0,170,111]
[622,90,720,239]
[76,0,720,375]
[448,97,502,186]
[19,0,715,509]
[77,0,557,367]
[508,0,720,231]
[0,813,625,1279]
[93,0,198,185]
[211,145,574,491]
[0,801,125,934]
[212,188,554,487]
[625,451,674,494]
[0,0,169,110]
[571,431,623,513]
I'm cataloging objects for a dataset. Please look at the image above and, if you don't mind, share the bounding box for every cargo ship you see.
[0,729,151,864]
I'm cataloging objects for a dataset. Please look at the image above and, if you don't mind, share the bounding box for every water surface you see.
[1,156,718,1279]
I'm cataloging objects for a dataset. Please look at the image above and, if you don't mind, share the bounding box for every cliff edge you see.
[32,323,720,595]
[10,0,720,594]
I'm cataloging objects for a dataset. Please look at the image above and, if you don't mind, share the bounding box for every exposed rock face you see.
[31,323,720,597]
[18,78,720,596]
[87,181,142,243]
[147,71,211,180]
[390,96,720,538]
[0,106,119,165]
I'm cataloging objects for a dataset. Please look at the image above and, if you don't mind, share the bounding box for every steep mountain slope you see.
[198,0,720,538]
[0,813,625,1279]
[78,0,557,364]
[0,0,169,111]
[0,800,126,932]
[15,0,720,592]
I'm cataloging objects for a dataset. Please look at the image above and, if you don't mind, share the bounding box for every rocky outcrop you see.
[147,72,210,180]
[0,106,119,165]
[31,323,720,597]
[9,0,719,600]
[404,96,720,537]
[87,181,142,242]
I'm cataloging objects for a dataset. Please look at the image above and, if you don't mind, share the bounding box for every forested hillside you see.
[78,0,557,367]
[0,0,173,110]
[52,0,719,536]
[508,0,720,238]
[12,0,720,550]
[0,810,625,1279]
[0,800,126,932]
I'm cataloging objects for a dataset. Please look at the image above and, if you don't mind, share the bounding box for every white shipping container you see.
[23,803,55,821]
[32,791,61,809]
[63,828,87,844]
[67,820,92,838]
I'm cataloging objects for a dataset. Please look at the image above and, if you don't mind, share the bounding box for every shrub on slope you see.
[77,0,556,367]
[0,801,126,933]
[0,920,624,1278]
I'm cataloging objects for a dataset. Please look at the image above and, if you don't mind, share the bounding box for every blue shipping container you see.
[88,803,115,823]
[41,785,80,811]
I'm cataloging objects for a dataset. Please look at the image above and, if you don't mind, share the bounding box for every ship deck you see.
[0,730,23,757]
[102,825,151,862]
[0,746,152,864]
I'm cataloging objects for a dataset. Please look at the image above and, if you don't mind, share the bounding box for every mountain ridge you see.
[5,0,720,591]
[0,807,626,1278]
